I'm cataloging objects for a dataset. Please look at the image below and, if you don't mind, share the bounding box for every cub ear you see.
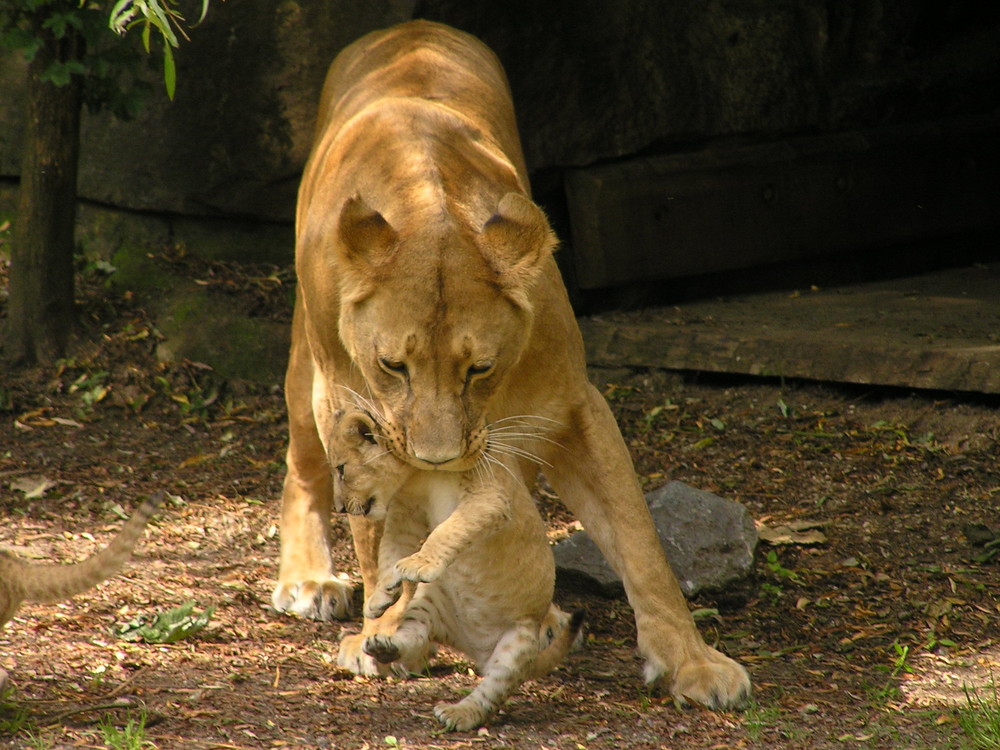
[479,192,557,295]
[337,195,398,268]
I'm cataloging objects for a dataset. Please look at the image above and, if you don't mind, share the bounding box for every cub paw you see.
[395,552,446,583]
[362,634,401,665]
[363,583,403,620]
[646,646,751,710]
[336,634,408,677]
[272,577,352,621]
[434,700,490,732]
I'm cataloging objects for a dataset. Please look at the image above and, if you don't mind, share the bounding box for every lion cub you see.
[0,493,163,689]
[332,410,582,731]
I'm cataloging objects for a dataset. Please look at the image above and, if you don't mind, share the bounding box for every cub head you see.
[330,409,413,520]
[333,192,557,471]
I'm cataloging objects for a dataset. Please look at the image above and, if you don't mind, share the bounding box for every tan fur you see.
[331,408,582,730]
[273,19,750,708]
[0,493,163,689]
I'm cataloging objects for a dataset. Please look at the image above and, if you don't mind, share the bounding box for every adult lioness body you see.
[274,19,750,708]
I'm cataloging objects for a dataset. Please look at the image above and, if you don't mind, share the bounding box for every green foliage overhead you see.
[1,0,212,106]
[109,0,211,99]
[0,0,150,118]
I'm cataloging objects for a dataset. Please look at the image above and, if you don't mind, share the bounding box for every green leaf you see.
[118,600,216,644]
[41,59,87,86]
[162,41,175,99]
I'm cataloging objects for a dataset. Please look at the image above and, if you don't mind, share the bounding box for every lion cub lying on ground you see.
[331,409,583,731]
[0,493,163,690]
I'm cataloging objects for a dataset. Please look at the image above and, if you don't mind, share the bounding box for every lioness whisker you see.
[487,429,565,450]
[490,414,564,428]
[487,443,552,468]
[480,452,519,484]
[337,385,387,427]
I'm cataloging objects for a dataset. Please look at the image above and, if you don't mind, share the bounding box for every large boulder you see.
[553,480,758,605]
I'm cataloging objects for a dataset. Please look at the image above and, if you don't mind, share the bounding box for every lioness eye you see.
[378,357,408,377]
[467,361,493,379]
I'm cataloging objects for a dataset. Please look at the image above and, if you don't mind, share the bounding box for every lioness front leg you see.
[546,384,751,709]
[272,310,352,620]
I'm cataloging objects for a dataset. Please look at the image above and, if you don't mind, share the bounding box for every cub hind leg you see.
[434,618,539,732]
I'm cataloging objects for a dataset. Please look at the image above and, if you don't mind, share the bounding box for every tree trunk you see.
[4,27,83,366]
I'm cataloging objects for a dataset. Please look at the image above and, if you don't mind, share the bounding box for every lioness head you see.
[334,192,556,471]
[330,409,413,520]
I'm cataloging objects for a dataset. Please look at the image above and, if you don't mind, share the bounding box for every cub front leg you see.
[363,504,425,620]
[395,482,512,584]
[361,586,436,674]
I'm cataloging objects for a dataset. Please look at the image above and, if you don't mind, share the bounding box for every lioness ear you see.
[337,195,398,268]
[479,192,557,296]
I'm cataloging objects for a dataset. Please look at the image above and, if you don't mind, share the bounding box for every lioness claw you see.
[271,578,352,621]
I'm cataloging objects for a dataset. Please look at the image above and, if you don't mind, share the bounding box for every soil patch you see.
[1,258,998,749]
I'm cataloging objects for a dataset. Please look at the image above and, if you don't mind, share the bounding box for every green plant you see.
[98,710,156,750]
[118,600,215,644]
[890,641,914,678]
[742,700,781,743]
[764,550,802,585]
[959,678,1000,749]
[0,686,34,738]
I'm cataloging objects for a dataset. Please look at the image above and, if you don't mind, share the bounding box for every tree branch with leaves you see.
[0,0,213,365]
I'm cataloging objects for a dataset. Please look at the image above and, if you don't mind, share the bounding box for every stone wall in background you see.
[0,0,997,380]
[2,0,997,227]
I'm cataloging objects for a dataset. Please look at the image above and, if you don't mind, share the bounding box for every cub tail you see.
[21,492,164,604]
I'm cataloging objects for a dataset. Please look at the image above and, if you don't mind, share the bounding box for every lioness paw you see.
[271,577,352,621]
[434,700,490,732]
[394,552,445,583]
[645,647,751,710]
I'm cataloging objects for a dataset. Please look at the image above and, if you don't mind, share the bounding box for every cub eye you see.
[466,361,494,379]
[378,357,408,377]
[355,419,378,445]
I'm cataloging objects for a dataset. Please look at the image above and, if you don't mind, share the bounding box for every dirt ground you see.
[1,255,998,749]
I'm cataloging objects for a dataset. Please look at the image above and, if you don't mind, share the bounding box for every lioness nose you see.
[413,450,460,465]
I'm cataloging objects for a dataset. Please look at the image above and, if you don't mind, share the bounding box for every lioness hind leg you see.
[546,384,751,708]
[434,619,538,732]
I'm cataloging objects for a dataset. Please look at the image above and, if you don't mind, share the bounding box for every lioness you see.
[331,407,584,730]
[273,19,750,708]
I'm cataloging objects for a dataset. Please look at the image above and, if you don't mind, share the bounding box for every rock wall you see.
[1,0,997,225]
[0,0,997,380]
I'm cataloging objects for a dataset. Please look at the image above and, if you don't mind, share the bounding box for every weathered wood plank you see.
[579,263,1000,394]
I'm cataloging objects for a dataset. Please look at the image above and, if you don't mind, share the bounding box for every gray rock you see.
[553,481,757,602]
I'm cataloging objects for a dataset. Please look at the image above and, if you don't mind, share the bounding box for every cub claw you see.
[395,552,444,583]
[363,634,401,664]
[434,701,489,732]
